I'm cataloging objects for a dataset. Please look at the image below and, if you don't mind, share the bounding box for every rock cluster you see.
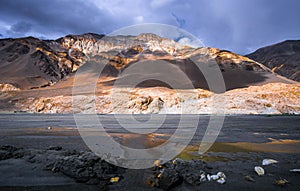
[148,158,212,190]
[0,84,20,92]
[0,145,124,187]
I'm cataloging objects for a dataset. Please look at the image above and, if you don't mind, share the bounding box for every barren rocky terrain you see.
[0,82,297,114]
[0,33,299,114]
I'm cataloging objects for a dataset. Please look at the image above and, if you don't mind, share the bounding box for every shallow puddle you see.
[177,139,300,161]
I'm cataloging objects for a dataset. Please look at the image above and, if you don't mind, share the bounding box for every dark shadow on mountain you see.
[100,58,271,92]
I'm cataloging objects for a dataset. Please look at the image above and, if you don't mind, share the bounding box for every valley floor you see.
[0,114,299,190]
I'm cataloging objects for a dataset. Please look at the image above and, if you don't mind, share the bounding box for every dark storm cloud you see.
[9,21,32,33]
[0,0,299,54]
[0,0,121,39]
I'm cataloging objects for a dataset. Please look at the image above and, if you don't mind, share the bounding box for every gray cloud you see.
[8,21,32,33]
[0,0,120,39]
[0,0,299,54]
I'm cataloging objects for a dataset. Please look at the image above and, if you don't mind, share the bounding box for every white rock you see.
[206,174,211,181]
[210,174,219,180]
[217,177,226,184]
[217,172,226,179]
[200,173,206,182]
[262,159,278,166]
[290,169,300,172]
[254,166,265,176]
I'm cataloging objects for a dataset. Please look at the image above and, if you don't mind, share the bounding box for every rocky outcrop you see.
[56,33,183,56]
[10,83,299,115]
[246,40,300,81]
[0,83,20,91]
[0,37,85,89]
[0,145,124,187]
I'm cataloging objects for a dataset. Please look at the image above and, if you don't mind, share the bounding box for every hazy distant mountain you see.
[0,33,292,91]
[246,40,300,82]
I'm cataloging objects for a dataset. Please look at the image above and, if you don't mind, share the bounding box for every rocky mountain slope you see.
[0,33,293,90]
[0,33,299,114]
[0,33,185,89]
[0,37,85,89]
[246,40,300,81]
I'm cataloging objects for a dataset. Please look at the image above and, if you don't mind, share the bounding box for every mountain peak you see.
[246,39,300,81]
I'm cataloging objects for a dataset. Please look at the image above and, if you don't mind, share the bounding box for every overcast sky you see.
[0,0,299,54]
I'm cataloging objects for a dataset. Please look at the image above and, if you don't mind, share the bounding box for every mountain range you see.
[0,33,299,114]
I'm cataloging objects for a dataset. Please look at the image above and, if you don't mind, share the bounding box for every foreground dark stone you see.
[0,145,124,189]
[158,168,182,190]
[0,145,24,160]
[148,159,211,190]
[0,145,215,190]
[1,145,299,191]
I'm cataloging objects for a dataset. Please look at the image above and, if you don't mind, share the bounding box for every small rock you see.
[157,172,162,179]
[217,172,226,179]
[48,146,62,151]
[47,126,52,130]
[75,168,93,183]
[254,166,265,176]
[110,177,120,183]
[207,174,211,181]
[206,172,227,184]
[172,158,183,165]
[154,159,163,168]
[146,179,156,188]
[146,175,157,188]
[290,169,300,173]
[275,178,289,187]
[184,173,202,185]
[200,173,206,182]
[173,160,206,185]
[217,177,226,184]
[262,159,278,166]
[210,174,219,180]
[51,167,59,172]
[244,175,255,182]
[158,168,182,190]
